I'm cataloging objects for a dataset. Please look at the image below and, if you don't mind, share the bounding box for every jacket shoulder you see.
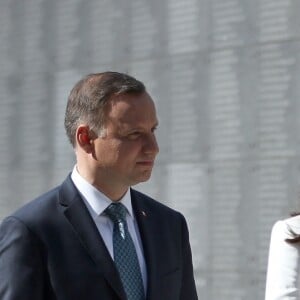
[8,186,60,224]
[9,175,76,222]
[130,188,184,218]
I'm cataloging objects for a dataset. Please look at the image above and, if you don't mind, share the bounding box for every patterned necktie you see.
[105,203,145,300]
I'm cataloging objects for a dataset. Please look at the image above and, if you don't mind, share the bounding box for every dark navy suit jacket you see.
[0,176,198,300]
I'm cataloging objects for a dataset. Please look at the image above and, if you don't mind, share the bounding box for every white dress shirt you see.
[71,166,147,292]
[265,216,300,300]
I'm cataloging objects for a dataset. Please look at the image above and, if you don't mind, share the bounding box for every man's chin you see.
[131,172,153,185]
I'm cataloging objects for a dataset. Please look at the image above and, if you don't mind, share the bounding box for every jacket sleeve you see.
[179,215,198,300]
[0,217,45,300]
[265,220,300,300]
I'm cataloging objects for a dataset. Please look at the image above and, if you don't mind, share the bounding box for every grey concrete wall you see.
[1,0,300,298]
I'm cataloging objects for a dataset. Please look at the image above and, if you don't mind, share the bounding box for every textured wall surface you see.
[1,0,300,298]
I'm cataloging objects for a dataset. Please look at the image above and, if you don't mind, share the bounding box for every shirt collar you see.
[71,165,134,218]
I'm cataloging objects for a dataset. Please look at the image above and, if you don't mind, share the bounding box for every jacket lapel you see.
[131,190,161,300]
[58,176,126,299]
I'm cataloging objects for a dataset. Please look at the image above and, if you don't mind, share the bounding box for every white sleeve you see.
[265,220,300,300]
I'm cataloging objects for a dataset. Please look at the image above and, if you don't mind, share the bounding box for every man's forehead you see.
[106,96,158,130]
[109,91,153,105]
[108,93,156,115]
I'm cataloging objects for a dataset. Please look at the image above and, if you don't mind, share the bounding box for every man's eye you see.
[128,132,141,139]
[152,126,158,133]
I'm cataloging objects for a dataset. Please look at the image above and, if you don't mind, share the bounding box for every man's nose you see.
[143,133,159,155]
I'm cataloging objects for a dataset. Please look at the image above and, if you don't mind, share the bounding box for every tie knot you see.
[105,203,127,223]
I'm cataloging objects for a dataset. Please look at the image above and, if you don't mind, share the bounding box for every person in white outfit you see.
[265,215,300,299]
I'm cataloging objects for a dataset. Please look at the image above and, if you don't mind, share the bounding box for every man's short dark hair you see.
[64,72,146,147]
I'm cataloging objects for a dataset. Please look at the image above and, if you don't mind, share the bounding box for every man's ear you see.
[76,126,93,151]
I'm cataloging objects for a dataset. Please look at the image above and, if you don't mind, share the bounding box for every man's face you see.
[92,92,159,191]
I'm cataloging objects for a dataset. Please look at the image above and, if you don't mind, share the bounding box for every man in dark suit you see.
[0,72,198,300]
